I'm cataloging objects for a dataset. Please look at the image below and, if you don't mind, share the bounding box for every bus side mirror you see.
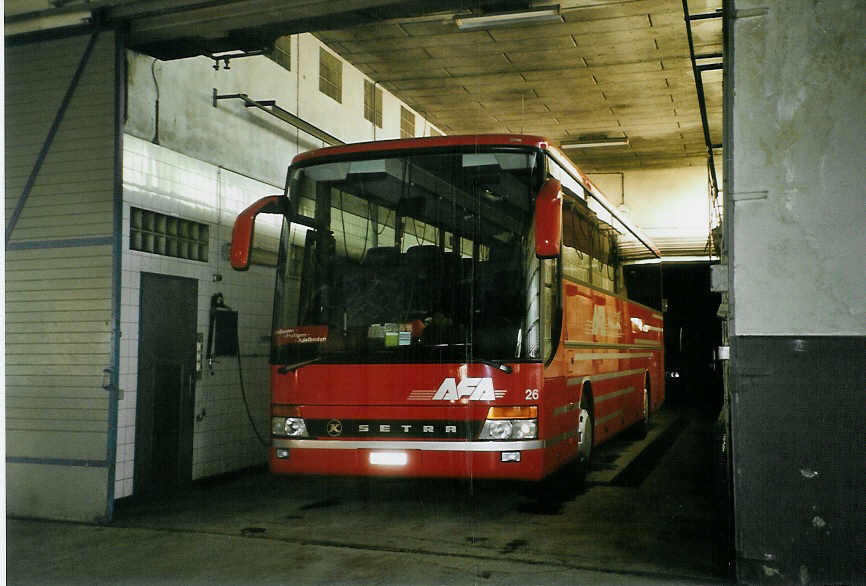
[535,178,562,258]
[230,195,287,270]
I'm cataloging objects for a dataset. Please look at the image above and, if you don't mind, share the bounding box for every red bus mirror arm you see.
[535,178,562,258]
[230,195,287,271]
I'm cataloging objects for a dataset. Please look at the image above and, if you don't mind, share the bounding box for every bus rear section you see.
[230,134,664,482]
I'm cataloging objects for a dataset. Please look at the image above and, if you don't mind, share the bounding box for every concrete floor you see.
[8,407,731,585]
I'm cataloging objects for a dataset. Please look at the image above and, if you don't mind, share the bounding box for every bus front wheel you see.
[576,405,593,484]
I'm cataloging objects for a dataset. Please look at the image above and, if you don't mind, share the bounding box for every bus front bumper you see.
[270,438,546,480]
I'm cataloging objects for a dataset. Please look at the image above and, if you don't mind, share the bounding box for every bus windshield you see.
[271,148,545,367]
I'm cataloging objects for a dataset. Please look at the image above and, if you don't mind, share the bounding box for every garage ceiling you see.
[6,0,723,173]
[317,1,723,173]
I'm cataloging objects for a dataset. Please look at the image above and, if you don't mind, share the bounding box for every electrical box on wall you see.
[207,293,239,374]
[710,264,728,292]
[213,309,238,356]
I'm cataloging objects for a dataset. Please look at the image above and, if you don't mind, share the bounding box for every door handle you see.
[102,368,113,391]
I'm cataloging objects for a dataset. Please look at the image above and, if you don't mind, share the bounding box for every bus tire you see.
[633,378,650,439]
[576,395,594,485]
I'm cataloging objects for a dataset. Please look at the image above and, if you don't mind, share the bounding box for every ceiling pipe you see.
[682,0,722,203]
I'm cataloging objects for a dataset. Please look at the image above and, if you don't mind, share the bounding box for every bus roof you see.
[289,134,660,259]
[291,134,550,165]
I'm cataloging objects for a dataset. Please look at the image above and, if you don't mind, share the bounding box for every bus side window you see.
[592,228,616,292]
[561,195,624,296]
[561,196,593,285]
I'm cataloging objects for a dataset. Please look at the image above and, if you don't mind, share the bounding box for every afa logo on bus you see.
[432,377,500,401]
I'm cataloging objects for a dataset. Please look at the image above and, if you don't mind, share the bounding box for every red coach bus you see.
[231,135,663,482]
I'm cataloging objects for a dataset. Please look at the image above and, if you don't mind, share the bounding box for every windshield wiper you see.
[418,343,514,374]
[472,358,514,374]
[277,358,321,374]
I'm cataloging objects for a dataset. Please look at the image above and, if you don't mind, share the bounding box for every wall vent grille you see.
[364,79,383,128]
[319,47,342,103]
[400,106,415,139]
[130,207,209,262]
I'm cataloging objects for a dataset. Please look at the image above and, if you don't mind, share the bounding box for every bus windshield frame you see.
[271,145,548,368]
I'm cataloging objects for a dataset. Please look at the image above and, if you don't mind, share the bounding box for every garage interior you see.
[4,1,863,584]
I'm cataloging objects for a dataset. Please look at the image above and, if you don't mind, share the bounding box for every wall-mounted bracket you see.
[212,89,343,147]
[209,49,264,71]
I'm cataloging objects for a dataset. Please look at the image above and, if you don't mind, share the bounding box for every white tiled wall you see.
[115,136,280,498]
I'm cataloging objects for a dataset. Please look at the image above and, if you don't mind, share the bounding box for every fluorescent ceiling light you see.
[625,256,720,265]
[455,6,563,30]
[560,137,630,149]
[387,11,465,25]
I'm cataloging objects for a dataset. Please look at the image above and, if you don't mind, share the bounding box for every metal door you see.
[134,273,198,495]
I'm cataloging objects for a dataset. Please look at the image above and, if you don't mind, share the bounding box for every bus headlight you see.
[479,418,537,439]
[272,417,308,438]
[480,420,513,439]
[512,419,537,439]
[479,406,538,440]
